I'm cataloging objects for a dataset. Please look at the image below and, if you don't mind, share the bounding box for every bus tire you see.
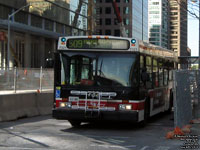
[139,98,150,127]
[69,120,81,127]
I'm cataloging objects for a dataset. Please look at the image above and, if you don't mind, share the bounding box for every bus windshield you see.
[61,52,138,87]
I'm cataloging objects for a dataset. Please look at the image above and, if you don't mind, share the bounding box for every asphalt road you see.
[0,113,195,150]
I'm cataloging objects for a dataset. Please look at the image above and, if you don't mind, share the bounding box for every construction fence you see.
[0,67,54,93]
[173,70,200,127]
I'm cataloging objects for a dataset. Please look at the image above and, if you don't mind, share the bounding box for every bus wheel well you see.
[68,120,81,127]
[167,89,173,113]
[144,97,150,119]
[138,97,150,127]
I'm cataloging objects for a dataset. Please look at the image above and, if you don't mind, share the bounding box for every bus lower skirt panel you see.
[52,108,138,122]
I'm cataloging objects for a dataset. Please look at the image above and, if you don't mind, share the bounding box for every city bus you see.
[52,35,177,127]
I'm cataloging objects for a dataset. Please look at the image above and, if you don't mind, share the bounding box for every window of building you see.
[15,39,25,67]
[116,0,120,2]
[45,19,54,31]
[56,22,64,33]
[171,36,178,39]
[105,18,111,25]
[0,5,12,20]
[171,7,178,10]
[65,25,72,35]
[149,11,159,14]
[105,30,111,35]
[114,29,120,36]
[99,19,102,25]
[124,0,129,3]
[152,2,159,5]
[31,14,42,28]
[114,18,118,25]
[105,7,111,14]
[98,30,102,35]
[123,18,129,25]
[123,7,129,14]
[99,7,102,14]
[15,11,28,25]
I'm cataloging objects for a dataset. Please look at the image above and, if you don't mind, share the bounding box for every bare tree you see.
[172,0,199,19]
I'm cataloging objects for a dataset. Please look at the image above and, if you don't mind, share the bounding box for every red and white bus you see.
[52,36,177,127]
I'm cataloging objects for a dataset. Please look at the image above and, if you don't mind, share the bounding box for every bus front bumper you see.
[52,108,139,122]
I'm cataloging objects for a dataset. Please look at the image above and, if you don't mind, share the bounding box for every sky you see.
[188,1,199,56]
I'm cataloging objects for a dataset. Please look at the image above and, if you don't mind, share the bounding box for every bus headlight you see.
[59,102,66,107]
[119,104,132,110]
[59,102,72,108]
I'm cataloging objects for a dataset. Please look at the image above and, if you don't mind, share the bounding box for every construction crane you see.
[111,0,128,37]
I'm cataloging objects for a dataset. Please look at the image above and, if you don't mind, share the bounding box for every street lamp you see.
[7,3,32,68]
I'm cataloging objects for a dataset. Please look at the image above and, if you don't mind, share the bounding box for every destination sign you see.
[66,38,130,50]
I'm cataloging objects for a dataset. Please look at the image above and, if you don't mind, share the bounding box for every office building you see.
[94,0,148,41]
[0,0,88,68]
[169,0,188,57]
[148,0,170,49]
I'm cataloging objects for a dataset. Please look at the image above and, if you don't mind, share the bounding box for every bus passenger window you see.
[159,62,163,87]
[164,69,168,85]
[153,59,158,87]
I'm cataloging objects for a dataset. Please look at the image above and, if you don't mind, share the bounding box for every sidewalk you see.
[191,123,200,135]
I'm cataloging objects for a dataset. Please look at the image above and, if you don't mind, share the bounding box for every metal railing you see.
[0,67,54,93]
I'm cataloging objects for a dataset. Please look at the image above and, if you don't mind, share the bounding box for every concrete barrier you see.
[0,92,53,122]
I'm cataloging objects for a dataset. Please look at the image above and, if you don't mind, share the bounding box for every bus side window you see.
[159,61,163,87]
[140,55,144,85]
[164,68,168,85]
[146,56,152,89]
[153,58,158,87]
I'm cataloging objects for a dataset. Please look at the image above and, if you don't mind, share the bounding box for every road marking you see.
[140,146,149,150]
[84,134,129,139]
[91,144,137,149]
[90,144,128,149]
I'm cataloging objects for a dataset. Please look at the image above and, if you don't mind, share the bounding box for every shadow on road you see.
[0,115,52,129]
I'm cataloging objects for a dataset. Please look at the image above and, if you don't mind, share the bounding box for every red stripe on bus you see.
[132,102,145,110]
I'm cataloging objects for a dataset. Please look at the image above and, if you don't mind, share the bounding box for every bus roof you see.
[57,36,178,62]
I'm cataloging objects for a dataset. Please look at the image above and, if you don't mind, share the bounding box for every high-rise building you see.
[0,0,88,68]
[94,0,148,41]
[148,0,170,49]
[169,0,188,57]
